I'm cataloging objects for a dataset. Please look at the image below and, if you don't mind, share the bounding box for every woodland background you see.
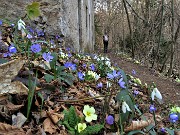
[94,0,180,78]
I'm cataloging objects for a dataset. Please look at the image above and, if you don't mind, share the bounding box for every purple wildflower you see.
[132,69,136,75]
[97,82,103,88]
[160,128,166,133]
[27,33,33,39]
[64,62,76,71]
[90,64,95,71]
[37,30,44,37]
[11,23,15,27]
[149,105,156,113]
[55,35,60,39]
[3,52,12,57]
[42,52,53,62]
[9,45,17,53]
[118,78,126,88]
[82,63,86,68]
[169,113,179,123]
[78,72,85,81]
[106,115,114,125]
[107,70,121,80]
[0,20,2,25]
[31,44,41,53]
[133,90,139,96]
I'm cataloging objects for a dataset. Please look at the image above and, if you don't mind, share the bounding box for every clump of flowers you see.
[83,105,97,122]
[86,71,100,81]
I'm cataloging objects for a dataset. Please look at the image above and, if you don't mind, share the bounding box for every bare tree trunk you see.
[152,0,164,68]
[123,0,135,58]
[168,0,175,76]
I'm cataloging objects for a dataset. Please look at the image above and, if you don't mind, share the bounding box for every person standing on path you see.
[103,32,109,53]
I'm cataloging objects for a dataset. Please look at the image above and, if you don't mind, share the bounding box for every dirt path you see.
[97,49,180,105]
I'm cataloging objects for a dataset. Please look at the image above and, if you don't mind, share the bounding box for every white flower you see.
[105,60,111,67]
[106,81,111,88]
[122,101,131,113]
[151,88,162,100]
[18,19,26,31]
[95,74,100,81]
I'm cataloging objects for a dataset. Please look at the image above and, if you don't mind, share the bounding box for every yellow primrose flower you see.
[77,123,87,133]
[134,78,142,85]
[83,105,97,122]
[171,107,180,113]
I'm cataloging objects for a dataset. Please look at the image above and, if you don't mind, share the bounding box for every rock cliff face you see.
[0,0,94,52]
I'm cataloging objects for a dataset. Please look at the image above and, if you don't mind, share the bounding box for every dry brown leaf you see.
[6,102,24,112]
[0,122,25,135]
[175,130,180,135]
[43,118,57,134]
[0,59,28,95]
[124,119,154,132]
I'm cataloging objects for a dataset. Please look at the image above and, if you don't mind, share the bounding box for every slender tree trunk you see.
[121,1,125,53]
[123,0,135,58]
[168,0,175,76]
[152,0,164,68]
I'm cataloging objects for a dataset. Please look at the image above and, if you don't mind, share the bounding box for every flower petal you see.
[91,114,97,120]
[155,89,162,100]
[122,102,127,113]
[85,116,93,122]
[151,90,155,100]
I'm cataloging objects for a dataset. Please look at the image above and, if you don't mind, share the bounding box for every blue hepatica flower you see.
[64,62,76,71]
[11,23,15,27]
[78,72,85,81]
[107,70,121,80]
[118,78,126,88]
[160,128,166,133]
[31,43,41,53]
[82,63,87,68]
[0,20,3,25]
[106,115,114,125]
[97,82,103,88]
[132,69,136,75]
[169,113,179,123]
[27,33,33,39]
[3,52,12,58]
[9,45,17,53]
[90,64,95,71]
[42,52,53,62]
[149,105,156,113]
[133,90,139,96]
[37,30,44,37]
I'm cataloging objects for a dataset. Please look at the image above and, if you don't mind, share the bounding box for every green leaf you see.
[44,74,54,83]
[115,90,129,102]
[127,130,145,135]
[26,2,41,20]
[68,106,79,128]
[63,121,75,132]
[80,124,104,135]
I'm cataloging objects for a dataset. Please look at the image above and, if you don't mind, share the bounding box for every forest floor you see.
[97,49,180,105]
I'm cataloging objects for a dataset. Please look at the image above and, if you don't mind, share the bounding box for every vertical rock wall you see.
[0,0,94,52]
